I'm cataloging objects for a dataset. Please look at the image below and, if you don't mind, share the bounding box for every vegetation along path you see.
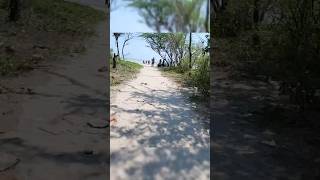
[0,1,108,179]
[110,65,210,180]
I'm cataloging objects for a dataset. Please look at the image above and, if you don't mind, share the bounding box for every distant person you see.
[158,59,162,67]
[162,58,166,67]
[151,58,155,66]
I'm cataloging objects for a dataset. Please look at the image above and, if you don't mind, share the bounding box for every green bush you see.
[111,60,143,85]
[28,0,104,34]
[189,55,210,96]
[0,0,104,35]
[214,0,320,110]
[162,55,210,96]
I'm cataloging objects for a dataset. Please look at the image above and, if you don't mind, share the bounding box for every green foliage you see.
[141,33,186,64]
[189,55,210,95]
[0,0,104,35]
[0,0,7,8]
[127,0,207,32]
[162,54,210,96]
[143,32,210,96]
[214,0,320,109]
[28,0,105,34]
[0,56,34,76]
[111,60,143,85]
[0,56,17,75]
[0,0,105,76]
[163,58,189,74]
[213,0,254,37]
[127,0,173,32]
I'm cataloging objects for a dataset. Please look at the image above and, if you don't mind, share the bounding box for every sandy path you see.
[0,1,108,180]
[211,67,318,180]
[110,66,210,180]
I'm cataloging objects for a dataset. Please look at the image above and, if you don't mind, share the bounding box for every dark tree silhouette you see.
[8,0,20,22]
[189,32,192,69]
[121,33,134,60]
[112,53,118,69]
[113,33,122,59]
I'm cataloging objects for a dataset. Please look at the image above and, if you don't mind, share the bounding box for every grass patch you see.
[0,55,36,76]
[0,0,105,35]
[161,68,186,83]
[27,0,105,35]
[111,60,143,86]
[160,56,210,96]
[0,0,105,76]
[0,56,18,76]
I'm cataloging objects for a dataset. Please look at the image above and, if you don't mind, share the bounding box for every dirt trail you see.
[110,66,210,180]
[0,1,108,180]
[212,67,320,180]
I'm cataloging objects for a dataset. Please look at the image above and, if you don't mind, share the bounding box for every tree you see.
[141,33,169,64]
[127,0,207,32]
[205,0,210,32]
[8,0,20,22]
[189,32,192,69]
[108,0,121,11]
[113,33,122,59]
[173,0,205,32]
[113,33,123,69]
[121,33,134,60]
[212,0,226,20]
[214,0,320,111]
[167,33,186,65]
[127,0,172,32]
[203,34,210,55]
[112,53,118,69]
[141,33,187,66]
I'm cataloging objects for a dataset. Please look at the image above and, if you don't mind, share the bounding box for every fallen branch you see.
[86,122,109,129]
[0,158,20,172]
[38,127,58,135]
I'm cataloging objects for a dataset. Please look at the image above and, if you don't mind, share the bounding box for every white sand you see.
[110,66,210,180]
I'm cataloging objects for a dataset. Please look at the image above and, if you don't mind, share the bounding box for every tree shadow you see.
[212,68,320,180]
[44,70,106,97]
[110,84,210,179]
[0,137,108,166]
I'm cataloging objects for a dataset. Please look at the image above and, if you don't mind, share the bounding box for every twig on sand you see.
[38,127,58,135]
[86,122,109,129]
[0,85,35,95]
[0,158,20,173]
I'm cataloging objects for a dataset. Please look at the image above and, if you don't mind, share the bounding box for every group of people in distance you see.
[143,57,172,67]
[143,58,155,66]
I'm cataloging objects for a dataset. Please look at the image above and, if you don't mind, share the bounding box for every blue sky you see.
[111,0,153,32]
[110,33,209,64]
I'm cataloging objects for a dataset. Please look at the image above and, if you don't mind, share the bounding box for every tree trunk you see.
[8,0,20,22]
[116,39,120,59]
[121,44,125,60]
[121,36,132,61]
[253,0,260,26]
[112,53,117,69]
[189,32,192,69]
[205,0,209,32]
